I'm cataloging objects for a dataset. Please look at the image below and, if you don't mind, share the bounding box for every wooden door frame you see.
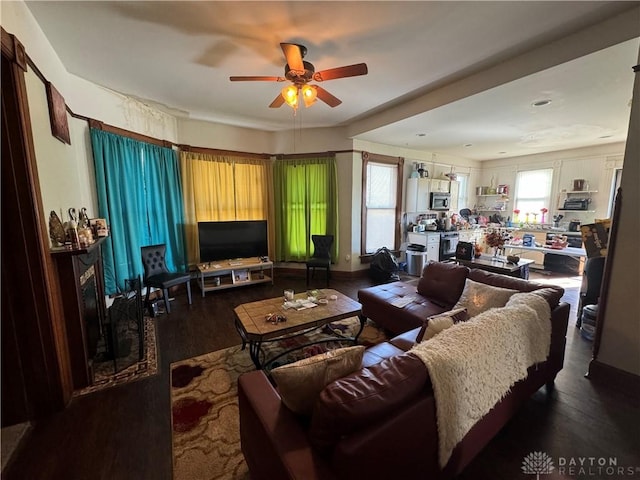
[1,27,72,421]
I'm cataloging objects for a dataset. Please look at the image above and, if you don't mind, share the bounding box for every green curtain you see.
[273,156,338,262]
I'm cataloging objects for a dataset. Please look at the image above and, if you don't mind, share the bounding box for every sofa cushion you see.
[362,342,406,368]
[270,346,365,415]
[358,282,448,335]
[417,261,469,307]
[467,269,564,307]
[309,352,429,452]
[454,278,518,318]
[416,307,469,342]
[389,327,422,351]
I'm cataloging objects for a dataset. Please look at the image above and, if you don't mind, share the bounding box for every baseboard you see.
[587,359,640,397]
[274,266,369,279]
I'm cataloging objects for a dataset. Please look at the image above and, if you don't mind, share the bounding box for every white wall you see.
[24,69,96,225]
[2,0,180,246]
[177,118,272,153]
[597,54,639,375]
[477,143,626,226]
[273,126,353,154]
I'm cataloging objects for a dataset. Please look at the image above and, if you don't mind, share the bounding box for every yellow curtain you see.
[180,151,274,265]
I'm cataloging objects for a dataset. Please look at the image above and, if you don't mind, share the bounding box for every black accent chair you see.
[306,235,334,287]
[141,244,192,314]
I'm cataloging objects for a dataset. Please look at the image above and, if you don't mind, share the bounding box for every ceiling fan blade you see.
[269,94,285,108]
[313,63,368,82]
[230,76,286,82]
[280,43,305,73]
[315,86,342,107]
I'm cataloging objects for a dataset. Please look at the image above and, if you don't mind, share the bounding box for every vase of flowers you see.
[485,230,509,257]
[540,207,548,224]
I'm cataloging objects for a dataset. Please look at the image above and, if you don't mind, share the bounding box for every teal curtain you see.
[273,156,338,262]
[91,129,187,294]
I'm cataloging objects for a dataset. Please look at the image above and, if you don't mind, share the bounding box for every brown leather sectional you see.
[238,261,570,479]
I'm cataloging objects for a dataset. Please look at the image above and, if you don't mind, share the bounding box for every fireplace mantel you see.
[51,237,108,388]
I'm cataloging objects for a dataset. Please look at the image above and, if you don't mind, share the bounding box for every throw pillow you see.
[453,278,518,318]
[270,345,365,415]
[416,307,468,343]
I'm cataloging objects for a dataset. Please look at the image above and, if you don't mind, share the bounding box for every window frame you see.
[513,168,554,219]
[360,152,404,256]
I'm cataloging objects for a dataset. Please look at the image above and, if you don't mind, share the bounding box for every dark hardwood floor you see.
[3,270,639,480]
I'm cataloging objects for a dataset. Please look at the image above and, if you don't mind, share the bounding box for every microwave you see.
[430,192,451,210]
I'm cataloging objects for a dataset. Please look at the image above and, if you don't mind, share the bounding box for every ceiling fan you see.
[229,43,368,109]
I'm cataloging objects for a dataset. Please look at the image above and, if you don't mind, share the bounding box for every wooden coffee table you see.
[234,289,363,370]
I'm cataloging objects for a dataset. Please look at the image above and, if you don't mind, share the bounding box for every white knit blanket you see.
[409,292,551,469]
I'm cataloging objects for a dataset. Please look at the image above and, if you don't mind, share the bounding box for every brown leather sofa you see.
[238,261,570,480]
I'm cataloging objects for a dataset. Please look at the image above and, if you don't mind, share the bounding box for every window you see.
[361,153,403,254]
[456,174,469,211]
[514,168,554,221]
[273,156,339,262]
[179,152,271,265]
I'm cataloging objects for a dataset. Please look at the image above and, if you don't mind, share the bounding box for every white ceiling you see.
[24,1,640,160]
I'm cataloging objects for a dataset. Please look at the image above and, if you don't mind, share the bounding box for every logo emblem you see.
[522,451,555,479]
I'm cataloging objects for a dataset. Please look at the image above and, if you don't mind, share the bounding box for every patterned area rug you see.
[170,317,387,480]
[73,316,158,397]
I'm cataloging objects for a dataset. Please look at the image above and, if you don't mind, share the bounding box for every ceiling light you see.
[281,85,299,109]
[532,99,552,107]
[281,84,318,110]
[301,85,317,107]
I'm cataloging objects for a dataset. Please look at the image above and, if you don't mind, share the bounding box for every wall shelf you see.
[557,209,596,213]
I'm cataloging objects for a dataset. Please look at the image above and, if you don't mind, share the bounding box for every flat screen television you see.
[198,220,268,262]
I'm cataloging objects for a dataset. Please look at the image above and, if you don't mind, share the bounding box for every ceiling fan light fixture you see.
[301,85,317,107]
[281,85,299,109]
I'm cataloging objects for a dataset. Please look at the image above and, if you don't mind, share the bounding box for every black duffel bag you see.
[370,247,400,283]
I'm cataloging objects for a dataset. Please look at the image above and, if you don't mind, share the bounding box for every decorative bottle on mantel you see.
[67,219,80,249]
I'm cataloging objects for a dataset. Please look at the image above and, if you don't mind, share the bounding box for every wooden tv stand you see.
[196,257,274,297]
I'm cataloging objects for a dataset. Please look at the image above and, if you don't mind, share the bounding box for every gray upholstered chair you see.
[141,244,192,314]
[306,235,334,287]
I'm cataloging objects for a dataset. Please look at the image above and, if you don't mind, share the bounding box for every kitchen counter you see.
[504,244,587,258]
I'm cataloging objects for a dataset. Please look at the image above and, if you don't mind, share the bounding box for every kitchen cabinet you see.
[426,234,440,262]
[407,232,440,262]
[405,177,430,212]
[430,179,450,193]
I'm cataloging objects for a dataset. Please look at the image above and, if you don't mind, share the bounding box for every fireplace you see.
[51,237,108,388]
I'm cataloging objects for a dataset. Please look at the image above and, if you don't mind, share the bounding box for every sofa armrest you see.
[238,370,336,480]
[548,302,570,374]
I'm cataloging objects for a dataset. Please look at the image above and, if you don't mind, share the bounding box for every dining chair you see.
[141,244,192,314]
[306,235,334,287]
